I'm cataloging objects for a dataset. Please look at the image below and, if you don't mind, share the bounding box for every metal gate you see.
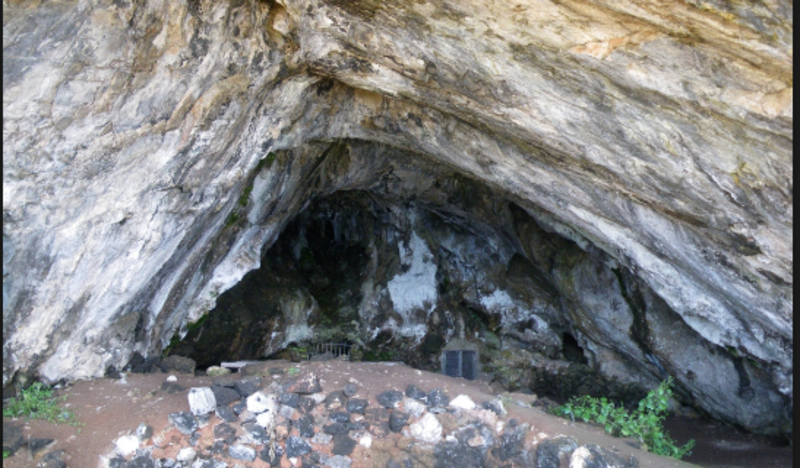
[443,349,477,380]
[307,342,352,360]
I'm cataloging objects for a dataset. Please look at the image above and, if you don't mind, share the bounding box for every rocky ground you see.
[2,358,791,468]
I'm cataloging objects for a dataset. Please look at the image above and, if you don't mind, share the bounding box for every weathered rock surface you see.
[2,0,792,435]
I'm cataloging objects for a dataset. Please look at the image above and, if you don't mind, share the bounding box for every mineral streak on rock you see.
[1,0,792,436]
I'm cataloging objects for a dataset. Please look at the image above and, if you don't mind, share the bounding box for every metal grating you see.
[461,350,476,380]
[307,342,352,360]
[443,349,477,380]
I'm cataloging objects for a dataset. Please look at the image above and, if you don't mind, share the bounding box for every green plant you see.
[225,211,241,227]
[3,450,10,458]
[3,382,80,426]
[551,377,694,459]
[238,184,253,207]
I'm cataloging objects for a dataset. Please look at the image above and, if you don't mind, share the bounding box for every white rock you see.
[449,394,476,411]
[569,446,593,468]
[403,398,426,418]
[177,447,197,462]
[188,387,217,416]
[115,435,140,456]
[256,410,275,428]
[166,375,178,382]
[409,413,442,443]
[247,391,278,414]
[359,433,372,448]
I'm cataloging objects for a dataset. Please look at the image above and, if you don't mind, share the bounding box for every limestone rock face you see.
[2,0,791,435]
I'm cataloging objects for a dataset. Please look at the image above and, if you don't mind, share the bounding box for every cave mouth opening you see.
[160,140,757,425]
[165,178,655,412]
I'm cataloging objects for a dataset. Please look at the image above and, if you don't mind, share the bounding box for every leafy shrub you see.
[3,382,80,426]
[551,377,694,459]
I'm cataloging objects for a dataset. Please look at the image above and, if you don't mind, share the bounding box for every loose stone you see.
[287,374,322,394]
[234,377,261,397]
[215,405,237,423]
[279,392,300,408]
[389,410,410,432]
[229,444,257,462]
[311,433,333,445]
[292,396,313,415]
[481,400,506,416]
[37,449,67,468]
[213,423,237,444]
[329,411,350,423]
[177,447,197,462]
[342,383,358,397]
[405,385,428,403]
[377,390,404,409]
[247,391,277,414]
[325,390,347,411]
[323,454,352,468]
[427,389,449,408]
[213,376,236,388]
[232,401,247,415]
[331,433,357,456]
[188,387,217,416]
[161,355,196,375]
[345,398,368,414]
[294,414,315,437]
[115,435,140,456]
[402,398,426,418]
[449,394,476,411]
[409,413,443,443]
[535,435,578,467]
[211,385,241,406]
[206,366,231,377]
[259,443,284,465]
[346,421,370,431]
[285,435,313,458]
[126,454,157,468]
[322,422,349,434]
[168,411,198,435]
[242,422,270,445]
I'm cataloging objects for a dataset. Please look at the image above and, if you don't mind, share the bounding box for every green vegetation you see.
[3,450,10,459]
[186,313,209,334]
[3,382,80,426]
[362,349,394,361]
[225,210,241,227]
[551,377,694,459]
[238,184,253,207]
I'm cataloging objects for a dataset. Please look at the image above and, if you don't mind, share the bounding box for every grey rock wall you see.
[2,0,791,434]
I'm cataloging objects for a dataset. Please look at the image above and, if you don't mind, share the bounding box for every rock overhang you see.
[2,0,792,436]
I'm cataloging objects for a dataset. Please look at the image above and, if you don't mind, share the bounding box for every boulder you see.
[161,356,197,375]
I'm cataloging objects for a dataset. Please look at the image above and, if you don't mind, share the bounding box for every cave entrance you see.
[168,191,376,369]
[160,140,703,426]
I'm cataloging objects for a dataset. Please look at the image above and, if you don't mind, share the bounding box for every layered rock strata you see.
[2,0,792,435]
